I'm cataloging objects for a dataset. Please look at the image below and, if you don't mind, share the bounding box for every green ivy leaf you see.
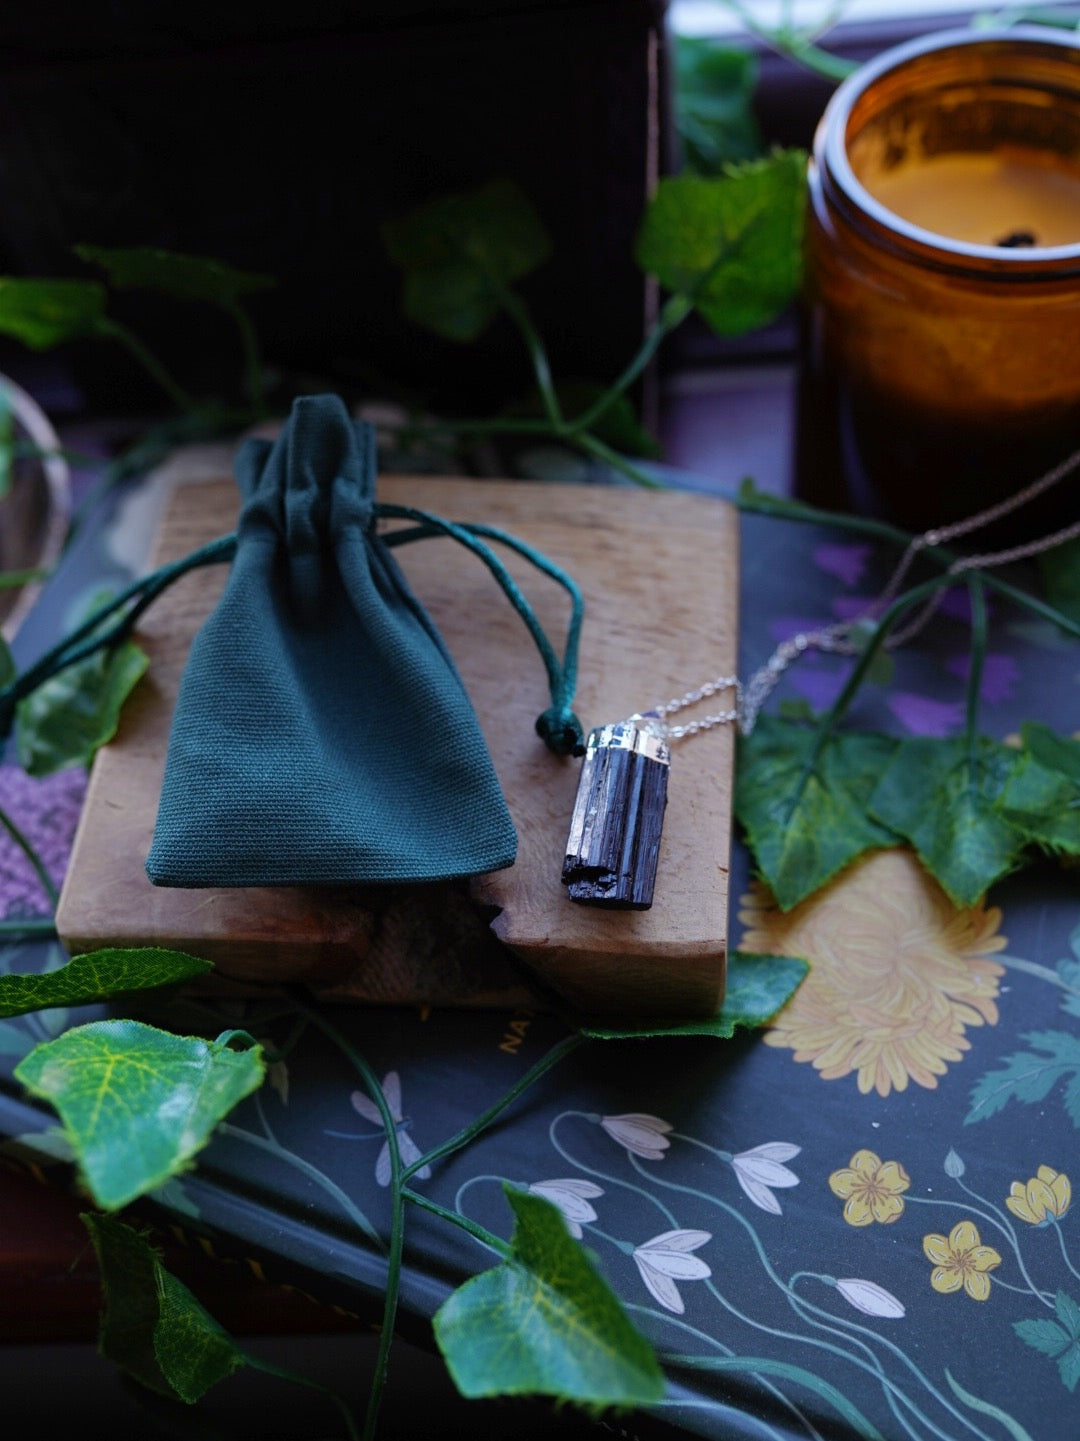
[634,152,807,337]
[83,1212,245,1401]
[0,277,108,349]
[16,635,149,776]
[73,244,276,306]
[0,946,213,1019]
[14,1020,264,1209]
[868,735,1027,907]
[673,36,763,173]
[383,178,552,342]
[579,951,808,1039]
[735,715,900,911]
[433,1185,663,1407]
[965,1029,1080,1128]
[997,723,1080,854]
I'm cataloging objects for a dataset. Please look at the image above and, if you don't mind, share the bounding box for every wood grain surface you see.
[56,442,739,1017]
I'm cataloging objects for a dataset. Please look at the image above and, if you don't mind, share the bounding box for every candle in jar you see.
[792,26,1080,540]
[860,148,1080,249]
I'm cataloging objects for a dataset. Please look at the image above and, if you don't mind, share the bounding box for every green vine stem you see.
[0,567,48,590]
[490,276,563,429]
[0,918,57,941]
[216,1121,385,1252]
[95,317,198,414]
[402,1031,586,1181]
[0,801,59,910]
[401,1185,512,1257]
[714,0,858,82]
[238,1349,362,1441]
[964,574,989,759]
[286,991,406,1441]
[223,298,268,417]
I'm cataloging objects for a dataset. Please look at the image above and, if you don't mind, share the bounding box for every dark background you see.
[0,0,670,416]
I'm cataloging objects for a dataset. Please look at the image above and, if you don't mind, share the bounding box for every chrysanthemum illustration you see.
[924,1220,1002,1300]
[730,1142,800,1214]
[740,848,1006,1097]
[1006,1166,1071,1225]
[835,1278,906,1319]
[599,1112,673,1160]
[631,1229,712,1314]
[829,1149,910,1226]
[527,1178,603,1238]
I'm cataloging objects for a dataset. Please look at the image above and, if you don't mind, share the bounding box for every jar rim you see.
[817,24,1080,269]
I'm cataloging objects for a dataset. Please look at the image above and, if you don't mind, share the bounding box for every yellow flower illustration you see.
[740,848,1005,1097]
[924,1221,1002,1301]
[1006,1166,1072,1225]
[829,1149,910,1226]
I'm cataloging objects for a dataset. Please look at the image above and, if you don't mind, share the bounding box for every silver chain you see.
[643,445,1080,744]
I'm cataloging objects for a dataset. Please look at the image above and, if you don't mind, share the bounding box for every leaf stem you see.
[964,575,988,762]
[405,1031,585,1180]
[0,567,49,590]
[793,572,952,788]
[240,1350,362,1441]
[216,1121,385,1251]
[0,918,58,941]
[95,317,198,413]
[568,292,692,437]
[575,431,664,488]
[284,991,406,1441]
[401,1185,512,1257]
[0,801,59,910]
[224,299,268,417]
[492,279,563,429]
[979,570,1080,640]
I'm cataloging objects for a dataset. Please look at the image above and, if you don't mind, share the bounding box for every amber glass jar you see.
[793,26,1080,539]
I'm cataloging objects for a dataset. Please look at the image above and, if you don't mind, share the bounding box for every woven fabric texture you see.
[146,393,517,887]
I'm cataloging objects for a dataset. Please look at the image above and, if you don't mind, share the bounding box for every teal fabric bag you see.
[141,393,582,888]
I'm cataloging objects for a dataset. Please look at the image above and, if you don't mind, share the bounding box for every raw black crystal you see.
[561,720,669,909]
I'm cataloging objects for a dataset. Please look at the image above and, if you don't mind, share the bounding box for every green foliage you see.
[673,35,764,172]
[634,152,807,336]
[16,633,149,776]
[433,1184,664,1407]
[965,1029,1080,1128]
[383,178,552,342]
[0,277,108,349]
[0,632,13,688]
[0,946,213,1018]
[997,722,1080,854]
[14,1020,264,1209]
[868,736,1026,907]
[74,244,275,306]
[503,378,662,459]
[735,714,899,910]
[83,1212,246,1401]
[579,951,808,1038]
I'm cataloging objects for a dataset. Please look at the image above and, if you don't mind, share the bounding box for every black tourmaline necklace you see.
[561,675,739,911]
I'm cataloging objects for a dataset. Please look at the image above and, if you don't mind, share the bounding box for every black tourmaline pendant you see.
[562,715,669,909]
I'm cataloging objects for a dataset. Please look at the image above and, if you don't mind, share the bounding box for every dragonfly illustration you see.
[327,1069,432,1187]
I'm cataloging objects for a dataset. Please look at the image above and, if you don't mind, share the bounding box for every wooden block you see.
[56,445,740,1017]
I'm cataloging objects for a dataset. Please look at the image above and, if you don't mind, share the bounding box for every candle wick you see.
[996,230,1038,248]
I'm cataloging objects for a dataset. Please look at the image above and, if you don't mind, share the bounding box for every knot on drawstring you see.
[535,704,585,757]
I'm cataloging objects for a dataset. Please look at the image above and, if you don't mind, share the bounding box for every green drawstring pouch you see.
[140,392,583,888]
